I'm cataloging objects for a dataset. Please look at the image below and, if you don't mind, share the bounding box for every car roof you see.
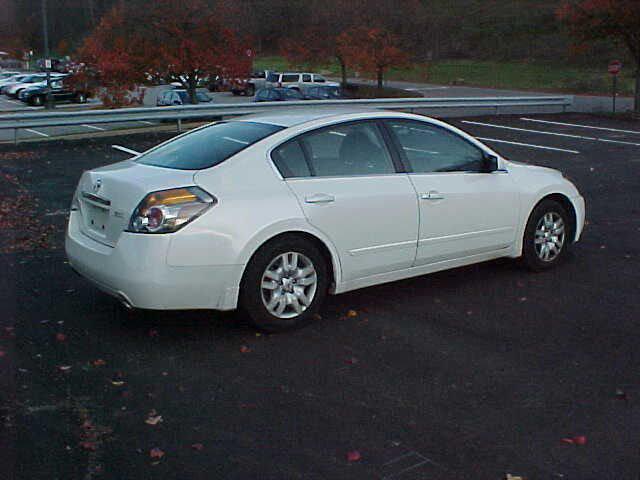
[237,107,387,128]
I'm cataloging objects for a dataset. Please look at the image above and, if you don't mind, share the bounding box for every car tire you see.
[239,235,328,332]
[30,95,44,106]
[245,85,255,97]
[521,199,571,272]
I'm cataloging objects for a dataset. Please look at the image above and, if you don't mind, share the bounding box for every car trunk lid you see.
[76,160,195,247]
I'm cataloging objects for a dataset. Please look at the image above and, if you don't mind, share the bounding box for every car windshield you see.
[137,121,284,170]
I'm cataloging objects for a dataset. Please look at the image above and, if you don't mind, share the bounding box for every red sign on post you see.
[608,60,622,75]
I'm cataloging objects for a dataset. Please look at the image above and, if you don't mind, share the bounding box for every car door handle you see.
[420,192,444,200]
[305,193,335,204]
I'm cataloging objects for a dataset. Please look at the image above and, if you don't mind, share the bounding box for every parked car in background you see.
[0,73,28,93]
[3,73,47,97]
[254,87,305,102]
[304,85,345,100]
[156,89,212,106]
[18,78,88,106]
[231,70,270,96]
[3,73,67,98]
[65,109,585,332]
[265,72,339,92]
[0,71,20,81]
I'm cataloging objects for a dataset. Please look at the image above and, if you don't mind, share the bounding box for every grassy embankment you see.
[254,56,635,96]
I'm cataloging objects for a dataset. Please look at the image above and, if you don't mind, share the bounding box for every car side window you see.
[285,89,302,99]
[272,140,311,178]
[300,122,395,177]
[314,75,326,83]
[386,120,485,173]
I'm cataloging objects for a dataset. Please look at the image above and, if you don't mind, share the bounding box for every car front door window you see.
[387,121,485,173]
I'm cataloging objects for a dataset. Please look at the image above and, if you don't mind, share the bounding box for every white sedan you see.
[66,109,585,331]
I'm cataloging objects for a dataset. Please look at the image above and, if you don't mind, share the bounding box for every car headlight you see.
[127,187,215,234]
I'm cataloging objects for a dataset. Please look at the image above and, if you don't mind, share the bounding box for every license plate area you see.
[85,203,110,234]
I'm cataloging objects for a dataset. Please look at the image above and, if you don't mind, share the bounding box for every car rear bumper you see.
[65,211,243,311]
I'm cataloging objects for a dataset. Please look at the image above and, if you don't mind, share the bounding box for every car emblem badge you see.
[92,178,102,193]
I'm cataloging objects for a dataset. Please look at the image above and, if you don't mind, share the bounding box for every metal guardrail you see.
[0,96,572,143]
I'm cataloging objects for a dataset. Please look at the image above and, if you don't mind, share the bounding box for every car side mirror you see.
[482,154,499,173]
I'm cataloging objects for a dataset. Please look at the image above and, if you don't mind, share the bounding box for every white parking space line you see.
[520,117,640,135]
[138,121,154,125]
[6,99,21,105]
[462,120,640,147]
[25,128,49,137]
[81,124,106,131]
[477,137,580,154]
[405,86,449,91]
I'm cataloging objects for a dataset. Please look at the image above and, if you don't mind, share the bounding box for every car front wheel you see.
[240,236,328,332]
[522,199,570,271]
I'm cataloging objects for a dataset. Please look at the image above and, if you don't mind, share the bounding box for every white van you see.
[265,72,339,91]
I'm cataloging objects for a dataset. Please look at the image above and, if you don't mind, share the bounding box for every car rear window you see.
[137,121,284,170]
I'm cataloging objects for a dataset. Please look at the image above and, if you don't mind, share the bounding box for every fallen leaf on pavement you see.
[191,443,204,451]
[346,450,361,462]
[344,357,359,365]
[562,435,587,445]
[240,345,251,353]
[55,333,66,342]
[0,350,5,358]
[346,310,358,318]
[615,388,628,400]
[148,329,159,337]
[111,380,125,386]
[145,410,162,425]
[58,365,72,372]
[149,447,165,459]
[93,359,106,367]
[79,441,97,451]
[506,474,525,480]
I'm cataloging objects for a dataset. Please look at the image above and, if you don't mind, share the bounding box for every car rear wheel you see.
[240,236,328,332]
[30,95,44,106]
[245,85,255,96]
[521,199,570,271]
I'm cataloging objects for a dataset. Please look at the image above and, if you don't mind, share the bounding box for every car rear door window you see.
[302,74,312,82]
[386,120,484,173]
[272,140,311,178]
[282,74,299,83]
[300,122,395,177]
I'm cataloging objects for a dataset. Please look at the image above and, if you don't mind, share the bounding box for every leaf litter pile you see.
[0,157,57,253]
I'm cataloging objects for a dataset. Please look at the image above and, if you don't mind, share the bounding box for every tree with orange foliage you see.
[338,27,408,89]
[558,0,640,114]
[77,0,251,106]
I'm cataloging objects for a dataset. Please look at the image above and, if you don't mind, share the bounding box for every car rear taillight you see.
[127,187,215,234]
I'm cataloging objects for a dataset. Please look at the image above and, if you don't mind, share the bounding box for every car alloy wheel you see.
[534,212,565,262]
[240,235,328,332]
[260,251,318,319]
[521,199,571,271]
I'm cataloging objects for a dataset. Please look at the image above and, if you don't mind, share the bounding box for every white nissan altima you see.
[66,109,585,331]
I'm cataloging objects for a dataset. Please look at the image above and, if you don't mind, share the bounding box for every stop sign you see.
[608,60,622,75]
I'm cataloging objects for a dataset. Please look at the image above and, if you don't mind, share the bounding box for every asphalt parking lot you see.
[1,112,639,479]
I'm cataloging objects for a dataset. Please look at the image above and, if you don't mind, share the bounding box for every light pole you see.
[41,0,54,109]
